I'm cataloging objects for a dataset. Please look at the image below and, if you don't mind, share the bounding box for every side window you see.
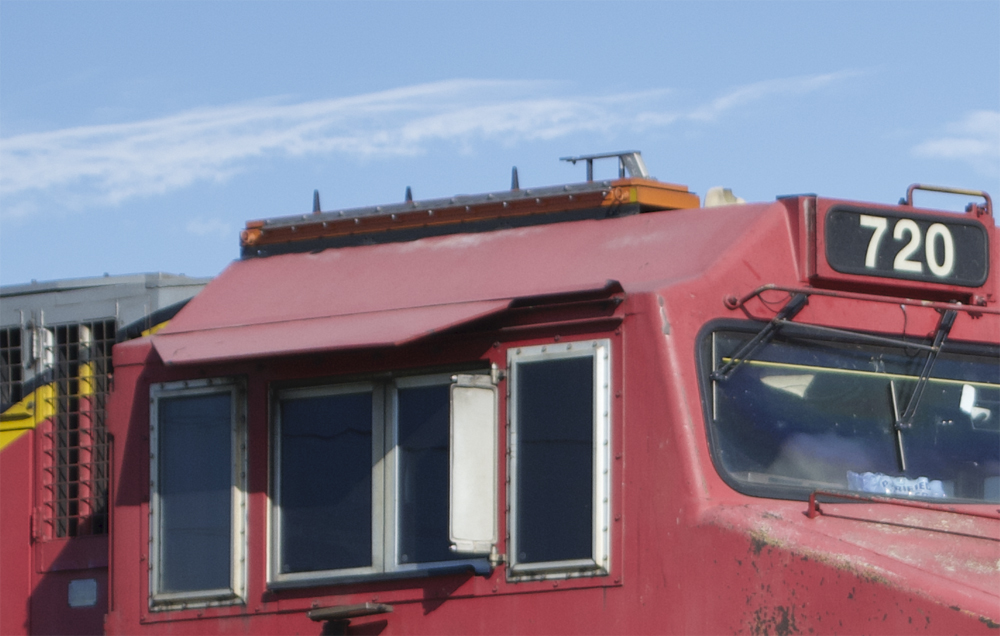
[150,379,245,608]
[390,376,465,566]
[273,384,378,578]
[508,340,611,577]
[270,374,477,587]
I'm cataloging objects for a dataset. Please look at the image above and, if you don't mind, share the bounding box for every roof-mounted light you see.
[240,153,699,258]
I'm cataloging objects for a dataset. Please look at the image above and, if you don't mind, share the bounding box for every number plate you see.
[825,206,989,287]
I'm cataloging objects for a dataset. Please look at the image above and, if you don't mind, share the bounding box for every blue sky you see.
[1,1,997,286]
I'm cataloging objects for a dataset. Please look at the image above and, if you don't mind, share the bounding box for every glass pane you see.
[157,393,232,593]
[279,390,372,573]
[711,331,1000,502]
[397,383,464,564]
[515,356,593,563]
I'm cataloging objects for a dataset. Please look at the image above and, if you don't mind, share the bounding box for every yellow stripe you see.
[142,321,168,337]
[0,383,56,451]
[79,361,95,397]
[724,358,999,390]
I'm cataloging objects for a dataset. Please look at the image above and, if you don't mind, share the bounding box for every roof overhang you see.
[152,299,511,365]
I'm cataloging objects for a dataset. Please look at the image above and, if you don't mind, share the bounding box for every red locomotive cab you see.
[104,153,999,635]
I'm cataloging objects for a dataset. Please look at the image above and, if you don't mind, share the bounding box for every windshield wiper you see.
[895,309,958,432]
[885,308,957,472]
[889,379,907,471]
[711,293,809,381]
[889,309,958,473]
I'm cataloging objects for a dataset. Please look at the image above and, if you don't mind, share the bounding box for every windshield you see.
[706,326,1000,503]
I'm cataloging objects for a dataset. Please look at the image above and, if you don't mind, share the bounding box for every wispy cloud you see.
[688,70,864,122]
[912,110,1000,178]
[0,75,854,218]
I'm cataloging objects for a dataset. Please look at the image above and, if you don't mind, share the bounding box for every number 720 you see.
[859,214,955,277]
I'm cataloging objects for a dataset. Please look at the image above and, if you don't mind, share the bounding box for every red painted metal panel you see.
[152,206,769,364]
[0,432,32,636]
[153,298,510,364]
[158,206,768,336]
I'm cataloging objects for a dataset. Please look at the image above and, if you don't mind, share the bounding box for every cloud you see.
[0,75,853,217]
[912,110,1000,177]
[687,70,863,122]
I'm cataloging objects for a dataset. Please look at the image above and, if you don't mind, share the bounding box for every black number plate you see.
[825,206,989,287]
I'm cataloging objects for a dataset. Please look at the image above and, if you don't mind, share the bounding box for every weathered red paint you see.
[1,432,33,635]
[102,188,999,635]
[0,423,108,636]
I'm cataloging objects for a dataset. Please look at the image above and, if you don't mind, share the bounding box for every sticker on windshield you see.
[847,471,947,498]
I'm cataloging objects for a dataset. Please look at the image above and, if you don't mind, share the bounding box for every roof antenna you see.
[560,151,650,182]
[313,190,321,214]
[511,166,520,190]
[405,186,413,202]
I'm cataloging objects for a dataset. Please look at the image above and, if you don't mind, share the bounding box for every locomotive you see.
[0,274,209,635]
[6,152,1000,634]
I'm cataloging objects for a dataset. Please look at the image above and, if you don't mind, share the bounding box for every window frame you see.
[149,377,247,610]
[507,339,612,579]
[268,372,487,589]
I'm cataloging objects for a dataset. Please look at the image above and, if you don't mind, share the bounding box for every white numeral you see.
[925,223,955,277]
[859,215,887,268]
[893,219,923,273]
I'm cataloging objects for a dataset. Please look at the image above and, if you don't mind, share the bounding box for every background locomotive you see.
[1,274,209,635]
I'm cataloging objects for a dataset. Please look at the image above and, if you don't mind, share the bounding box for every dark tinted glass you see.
[279,390,373,573]
[157,393,232,593]
[515,356,594,563]
[711,331,1000,502]
[396,384,464,564]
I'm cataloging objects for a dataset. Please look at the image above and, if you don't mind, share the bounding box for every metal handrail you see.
[806,489,1000,521]
[725,283,1000,316]
[905,183,992,218]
